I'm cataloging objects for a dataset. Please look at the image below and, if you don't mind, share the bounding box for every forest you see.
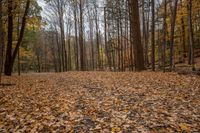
[0,0,200,132]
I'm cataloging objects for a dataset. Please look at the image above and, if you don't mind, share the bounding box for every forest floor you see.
[0,72,200,132]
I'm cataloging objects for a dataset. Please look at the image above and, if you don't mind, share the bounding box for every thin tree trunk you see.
[74,5,79,70]
[11,0,30,72]
[163,0,167,72]
[94,4,100,70]
[17,10,21,76]
[104,7,111,70]
[169,0,178,71]
[55,26,62,72]
[145,0,150,66]
[187,0,195,70]
[87,3,94,70]
[67,22,72,71]
[50,32,57,72]
[79,0,85,71]
[142,0,147,67]
[151,0,155,71]
[180,0,186,61]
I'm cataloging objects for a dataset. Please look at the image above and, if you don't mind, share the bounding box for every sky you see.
[37,0,46,17]
[37,0,45,8]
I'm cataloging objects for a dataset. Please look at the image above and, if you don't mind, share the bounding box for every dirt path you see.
[0,72,200,132]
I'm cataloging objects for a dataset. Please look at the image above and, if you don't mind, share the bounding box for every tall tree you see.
[163,0,167,72]
[151,0,155,71]
[73,1,79,70]
[58,0,67,71]
[4,0,31,75]
[187,0,195,70]
[180,0,186,62]
[10,0,31,74]
[129,0,145,71]
[169,0,179,70]
[4,0,13,75]
[0,0,3,83]
[79,0,85,71]
[93,1,101,70]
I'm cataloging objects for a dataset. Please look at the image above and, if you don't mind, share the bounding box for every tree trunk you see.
[55,26,62,72]
[151,0,155,71]
[17,10,21,76]
[142,0,147,67]
[73,5,79,70]
[104,7,111,70]
[11,0,30,73]
[169,0,178,71]
[129,0,145,71]
[163,0,167,72]
[94,4,100,70]
[187,0,195,70]
[67,22,72,71]
[180,0,186,60]
[79,0,85,71]
[4,0,13,76]
[0,0,3,83]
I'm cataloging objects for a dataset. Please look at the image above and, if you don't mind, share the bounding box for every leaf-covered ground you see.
[0,72,200,132]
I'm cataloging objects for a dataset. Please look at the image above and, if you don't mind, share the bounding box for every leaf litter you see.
[0,72,200,132]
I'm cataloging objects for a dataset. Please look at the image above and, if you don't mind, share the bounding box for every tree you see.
[142,0,150,67]
[92,0,101,70]
[163,0,167,72]
[72,1,79,71]
[187,0,195,70]
[86,1,95,70]
[128,0,145,71]
[79,0,85,71]
[4,0,13,76]
[151,0,155,71]
[169,0,179,71]
[4,0,31,76]
[45,0,68,72]
[0,0,3,83]
[12,0,31,72]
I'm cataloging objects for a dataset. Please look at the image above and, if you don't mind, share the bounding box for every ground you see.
[0,72,200,132]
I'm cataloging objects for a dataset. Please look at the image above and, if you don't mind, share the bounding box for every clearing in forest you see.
[0,72,200,132]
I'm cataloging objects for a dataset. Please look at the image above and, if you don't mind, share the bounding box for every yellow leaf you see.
[179,123,190,132]
[111,127,120,133]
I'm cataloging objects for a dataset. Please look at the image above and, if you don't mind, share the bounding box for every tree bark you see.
[151,0,155,71]
[169,0,178,71]
[0,0,3,82]
[79,0,85,71]
[128,0,145,71]
[73,4,79,70]
[187,0,195,70]
[163,0,167,72]
[4,0,13,76]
